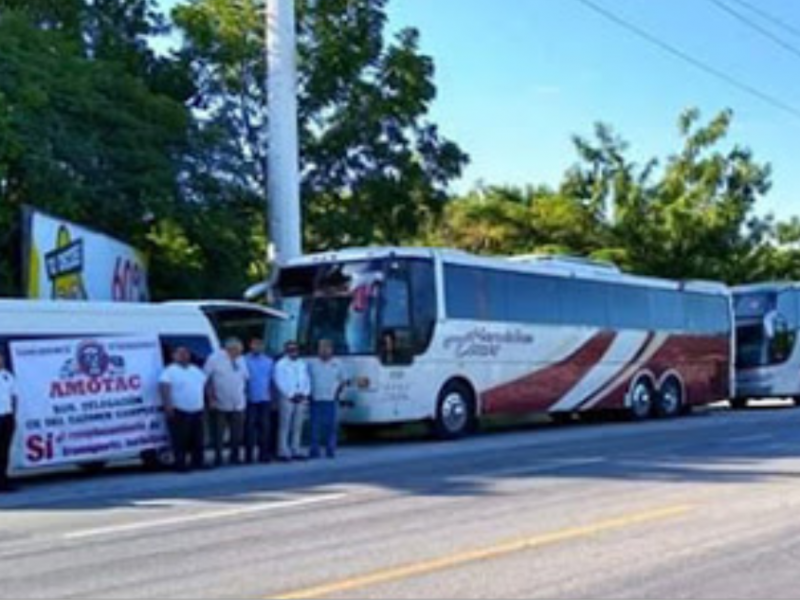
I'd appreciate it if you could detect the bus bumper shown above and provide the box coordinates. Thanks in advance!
[735,368,786,399]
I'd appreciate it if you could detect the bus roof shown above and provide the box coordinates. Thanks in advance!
[281,246,730,296]
[734,282,800,295]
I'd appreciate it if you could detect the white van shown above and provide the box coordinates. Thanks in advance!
[0,299,285,473]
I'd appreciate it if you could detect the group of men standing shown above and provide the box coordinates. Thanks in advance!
[159,338,345,472]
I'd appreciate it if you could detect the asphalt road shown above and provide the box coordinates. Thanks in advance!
[3,404,800,599]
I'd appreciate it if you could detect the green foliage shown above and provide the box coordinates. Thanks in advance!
[0,7,191,296]
[1,0,797,300]
[429,108,792,286]
[174,0,468,251]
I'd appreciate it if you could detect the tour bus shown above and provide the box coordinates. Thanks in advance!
[1,299,285,472]
[271,247,734,438]
[733,283,800,408]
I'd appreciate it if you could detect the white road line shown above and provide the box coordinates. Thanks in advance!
[457,458,607,480]
[63,493,346,541]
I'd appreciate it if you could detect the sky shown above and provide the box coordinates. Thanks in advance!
[159,0,800,220]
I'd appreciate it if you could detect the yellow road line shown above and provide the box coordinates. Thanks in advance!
[272,503,694,600]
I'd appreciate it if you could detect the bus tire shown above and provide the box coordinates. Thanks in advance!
[793,397,800,408]
[730,398,749,410]
[655,376,684,419]
[628,377,655,421]
[434,380,476,440]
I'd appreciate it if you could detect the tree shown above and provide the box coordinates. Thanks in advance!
[423,184,606,258]
[0,7,191,296]
[428,108,780,286]
[173,0,468,252]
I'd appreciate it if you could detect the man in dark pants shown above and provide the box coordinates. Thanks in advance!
[244,338,275,463]
[0,354,18,492]
[205,338,249,466]
[159,347,207,472]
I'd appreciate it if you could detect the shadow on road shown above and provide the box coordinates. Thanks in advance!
[2,404,800,512]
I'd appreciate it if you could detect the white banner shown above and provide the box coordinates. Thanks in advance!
[25,209,149,302]
[10,336,168,469]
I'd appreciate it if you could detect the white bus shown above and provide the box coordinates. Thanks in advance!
[272,247,734,438]
[0,299,285,472]
[733,283,800,408]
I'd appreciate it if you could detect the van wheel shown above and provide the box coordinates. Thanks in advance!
[629,378,654,421]
[141,449,167,471]
[434,381,475,440]
[78,461,107,474]
[730,398,748,410]
[656,377,683,419]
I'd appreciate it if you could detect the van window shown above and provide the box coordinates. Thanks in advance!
[160,335,213,367]
[202,307,273,348]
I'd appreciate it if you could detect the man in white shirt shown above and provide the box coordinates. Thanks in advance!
[274,340,311,461]
[309,339,346,459]
[205,338,249,466]
[159,346,208,472]
[0,354,18,492]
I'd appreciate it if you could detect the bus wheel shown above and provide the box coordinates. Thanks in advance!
[655,377,683,419]
[629,378,655,421]
[730,398,749,410]
[434,381,475,440]
[793,397,800,408]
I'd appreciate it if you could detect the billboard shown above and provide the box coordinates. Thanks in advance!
[24,208,149,302]
[10,335,168,469]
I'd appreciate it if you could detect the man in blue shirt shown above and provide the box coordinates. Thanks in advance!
[244,338,275,464]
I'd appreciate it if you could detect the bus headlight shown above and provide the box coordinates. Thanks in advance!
[355,376,371,390]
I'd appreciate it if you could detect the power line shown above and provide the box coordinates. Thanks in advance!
[575,0,800,122]
[726,0,800,41]
[709,0,800,63]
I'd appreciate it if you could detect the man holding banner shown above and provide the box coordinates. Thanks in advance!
[0,354,18,492]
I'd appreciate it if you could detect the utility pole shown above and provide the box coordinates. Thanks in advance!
[266,0,302,264]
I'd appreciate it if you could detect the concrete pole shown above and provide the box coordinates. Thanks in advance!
[266,0,302,263]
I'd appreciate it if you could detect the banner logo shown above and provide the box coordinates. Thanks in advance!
[52,340,140,399]
[45,225,88,300]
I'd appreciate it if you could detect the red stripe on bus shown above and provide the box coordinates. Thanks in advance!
[482,332,617,414]
[588,334,731,410]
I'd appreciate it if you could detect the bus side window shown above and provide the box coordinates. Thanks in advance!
[160,335,214,368]
[409,260,437,354]
[381,262,414,365]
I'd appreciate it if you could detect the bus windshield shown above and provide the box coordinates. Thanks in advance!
[734,292,774,319]
[275,260,382,356]
[734,290,798,368]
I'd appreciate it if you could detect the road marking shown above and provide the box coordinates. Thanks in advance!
[457,457,607,480]
[272,503,694,600]
[63,493,346,541]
